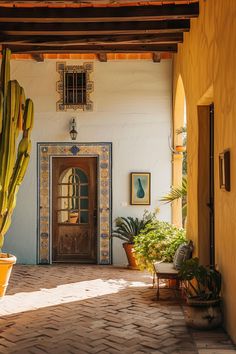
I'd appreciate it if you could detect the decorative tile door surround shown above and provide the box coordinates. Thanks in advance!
[37,142,112,264]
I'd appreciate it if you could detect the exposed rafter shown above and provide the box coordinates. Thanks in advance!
[0,4,199,23]
[152,52,161,63]
[7,43,178,54]
[31,53,44,61]
[0,19,190,36]
[0,1,199,3]
[0,1,199,58]
[97,53,107,62]
[0,33,183,46]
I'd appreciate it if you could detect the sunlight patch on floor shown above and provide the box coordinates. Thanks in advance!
[0,278,148,316]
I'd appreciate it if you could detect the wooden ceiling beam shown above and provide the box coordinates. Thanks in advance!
[31,53,44,61]
[97,53,107,62]
[0,19,190,36]
[7,43,178,53]
[0,1,199,4]
[0,33,183,46]
[0,3,199,23]
[152,52,161,62]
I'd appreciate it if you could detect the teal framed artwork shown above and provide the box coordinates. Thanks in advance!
[130,172,151,205]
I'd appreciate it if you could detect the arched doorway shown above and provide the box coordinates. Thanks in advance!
[172,75,186,227]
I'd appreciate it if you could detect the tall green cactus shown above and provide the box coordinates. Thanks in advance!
[0,48,34,250]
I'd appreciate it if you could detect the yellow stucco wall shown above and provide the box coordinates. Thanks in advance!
[173,0,236,342]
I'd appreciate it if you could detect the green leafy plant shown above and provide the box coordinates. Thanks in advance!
[179,258,221,301]
[176,126,187,135]
[112,210,156,244]
[0,48,34,250]
[133,220,186,272]
[176,125,187,175]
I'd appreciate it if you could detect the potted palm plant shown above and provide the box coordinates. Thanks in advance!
[112,211,154,269]
[0,48,34,298]
[179,257,222,329]
[160,176,187,227]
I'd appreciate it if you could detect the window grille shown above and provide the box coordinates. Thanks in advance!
[64,71,87,106]
[56,62,93,111]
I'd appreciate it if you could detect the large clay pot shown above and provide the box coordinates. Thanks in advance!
[184,298,222,329]
[123,243,139,270]
[0,253,16,298]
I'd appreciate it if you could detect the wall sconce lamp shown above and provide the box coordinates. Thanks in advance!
[69,117,78,141]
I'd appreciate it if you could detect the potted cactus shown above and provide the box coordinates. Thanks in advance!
[0,48,34,298]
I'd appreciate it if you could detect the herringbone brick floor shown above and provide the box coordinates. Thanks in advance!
[0,265,235,354]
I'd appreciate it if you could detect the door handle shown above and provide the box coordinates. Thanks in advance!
[93,210,97,225]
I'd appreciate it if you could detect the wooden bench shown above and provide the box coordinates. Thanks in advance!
[153,241,194,300]
[153,262,180,300]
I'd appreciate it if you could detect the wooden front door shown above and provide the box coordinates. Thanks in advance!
[52,157,97,263]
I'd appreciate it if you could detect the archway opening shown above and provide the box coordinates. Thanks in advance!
[172,75,187,227]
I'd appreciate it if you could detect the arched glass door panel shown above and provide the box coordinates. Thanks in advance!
[57,167,89,224]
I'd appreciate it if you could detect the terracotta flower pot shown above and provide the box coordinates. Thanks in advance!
[123,243,139,270]
[0,253,16,298]
[168,279,180,289]
[175,145,186,153]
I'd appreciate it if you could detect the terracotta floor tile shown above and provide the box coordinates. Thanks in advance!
[0,265,235,354]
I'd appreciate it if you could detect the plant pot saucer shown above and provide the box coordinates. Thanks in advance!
[186,297,221,307]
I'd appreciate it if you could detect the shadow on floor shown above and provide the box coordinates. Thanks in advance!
[0,284,196,354]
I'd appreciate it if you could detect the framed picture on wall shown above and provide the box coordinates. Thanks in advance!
[130,172,151,205]
[219,149,230,191]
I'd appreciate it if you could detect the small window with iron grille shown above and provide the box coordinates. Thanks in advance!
[64,71,86,105]
[56,62,94,112]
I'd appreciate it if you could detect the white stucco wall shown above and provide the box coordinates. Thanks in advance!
[3,59,172,265]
